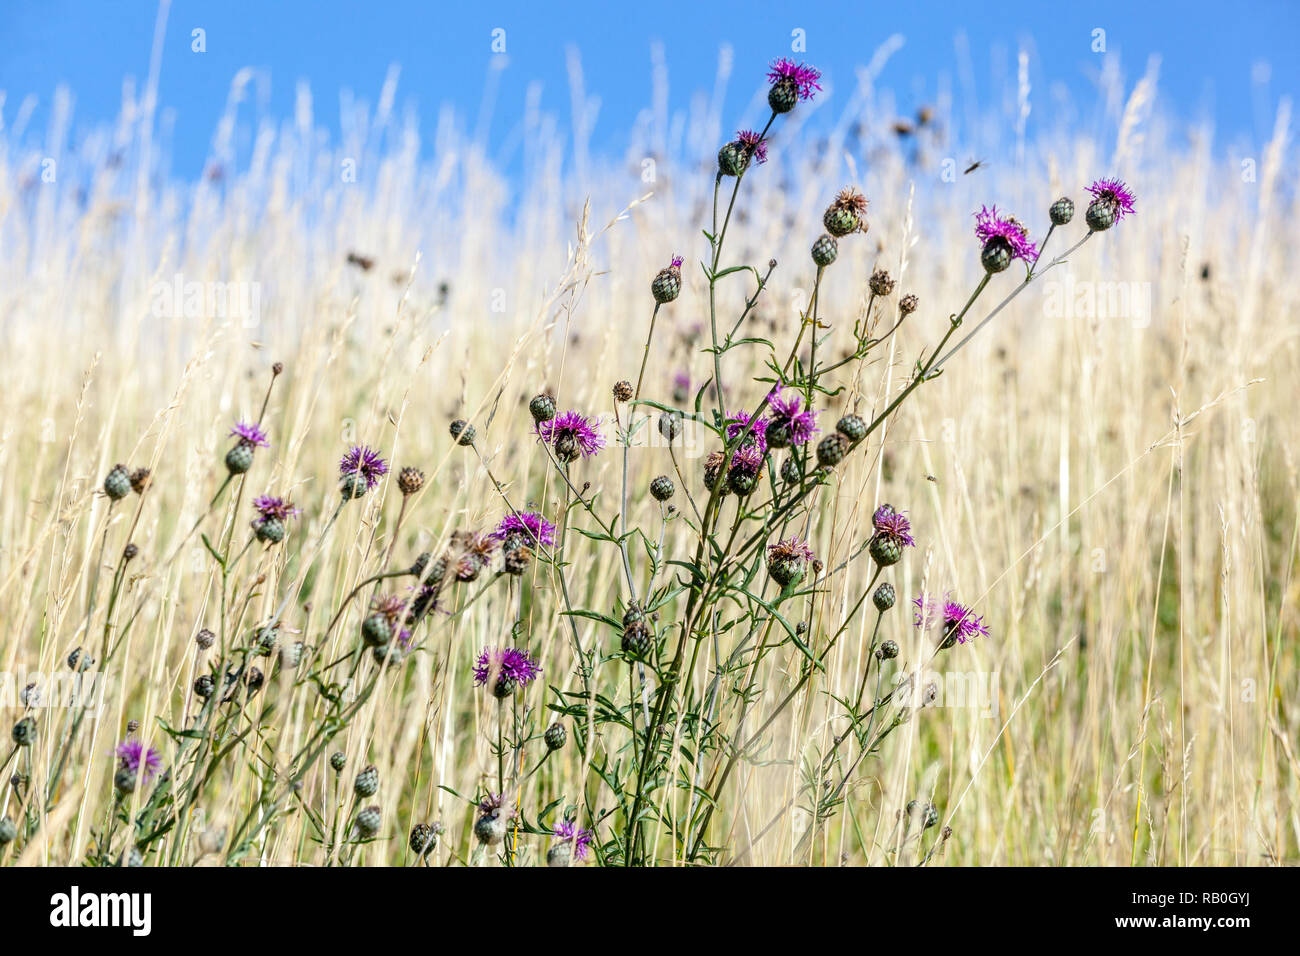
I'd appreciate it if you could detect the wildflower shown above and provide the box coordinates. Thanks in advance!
[767,58,822,113]
[725,409,768,454]
[872,503,916,547]
[251,494,299,544]
[410,822,443,856]
[454,531,499,581]
[836,413,867,442]
[869,269,896,297]
[491,511,557,549]
[1084,178,1136,231]
[354,764,379,797]
[339,445,389,498]
[823,187,869,237]
[612,380,633,403]
[651,254,684,304]
[765,388,818,448]
[767,536,816,588]
[529,393,557,423]
[474,793,514,845]
[649,475,675,502]
[719,129,769,176]
[913,593,990,647]
[816,432,850,468]
[230,421,270,448]
[672,370,691,403]
[450,419,476,446]
[873,582,896,612]
[899,293,919,315]
[974,205,1037,272]
[354,806,382,837]
[362,595,407,646]
[473,646,541,698]
[537,410,605,462]
[115,737,164,786]
[622,619,653,658]
[548,820,594,867]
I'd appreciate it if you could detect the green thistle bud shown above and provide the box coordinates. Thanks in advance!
[449,419,476,446]
[621,620,653,659]
[544,722,567,751]
[354,764,379,798]
[12,717,36,747]
[816,433,850,468]
[1049,197,1075,226]
[868,533,902,567]
[873,582,896,612]
[649,475,675,501]
[811,234,838,267]
[877,639,899,660]
[354,806,382,838]
[529,394,556,423]
[103,464,131,500]
[329,752,346,773]
[225,441,255,475]
[835,414,867,442]
[980,237,1013,274]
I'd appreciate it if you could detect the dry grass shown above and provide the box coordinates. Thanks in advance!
[0,51,1296,866]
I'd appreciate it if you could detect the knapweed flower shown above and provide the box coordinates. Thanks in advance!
[725,409,768,455]
[824,187,869,237]
[651,255,684,303]
[549,819,594,866]
[767,536,816,587]
[913,593,990,647]
[1084,178,1136,231]
[537,410,605,462]
[473,646,542,698]
[738,129,769,164]
[251,494,299,544]
[230,421,269,448]
[339,444,389,497]
[727,443,765,495]
[974,205,1037,272]
[765,388,819,448]
[767,58,822,113]
[252,495,299,521]
[454,531,499,581]
[672,370,691,403]
[872,503,915,548]
[490,511,557,549]
[115,738,163,785]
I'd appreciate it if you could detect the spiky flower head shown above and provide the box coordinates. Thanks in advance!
[473,646,542,697]
[767,58,823,101]
[1084,178,1136,222]
[551,819,594,862]
[490,511,557,549]
[765,388,819,448]
[824,187,869,236]
[339,445,389,495]
[737,129,769,164]
[725,409,769,455]
[974,205,1037,265]
[397,466,425,496]
[537,410,605,461]
[230,421,270,448]
[913,593,990,646]
[252,495,299,522]
[872,503,916,548]
[115,737,164,785]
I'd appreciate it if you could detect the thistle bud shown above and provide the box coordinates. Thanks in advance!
[544,722,567,751]
[103,464,131,501]
[811,234,838,267]
[449,419,476,446]
[529,394,557,423]
[649,475,675,502]
[1049,197,1075,226]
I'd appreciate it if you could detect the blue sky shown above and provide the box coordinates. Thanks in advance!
[2,0,1296,177]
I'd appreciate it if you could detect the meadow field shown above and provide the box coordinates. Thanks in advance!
[0,47,1296,867]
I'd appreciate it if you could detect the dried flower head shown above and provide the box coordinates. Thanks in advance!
[397,466,425,496]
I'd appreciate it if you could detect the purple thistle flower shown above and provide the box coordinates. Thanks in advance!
[230,421,269,448]
[553,820,594,862]
[974,205,1038,262]
[252,495,300,521]
[490,511,558,549]
[729,442,764,476]
[473,646,541,690]
[536,410,605,458]
[339,445,389,490]
[737,129,769,164]
[115,738,164,784]
[1085,178,1137,221]
[767,536,815,563]
[667,254,684,271]
[725,409,768,455]
[872,504,916,548]
[767,388,819,447]
[913,593,989,645]
[767,58,823,100]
